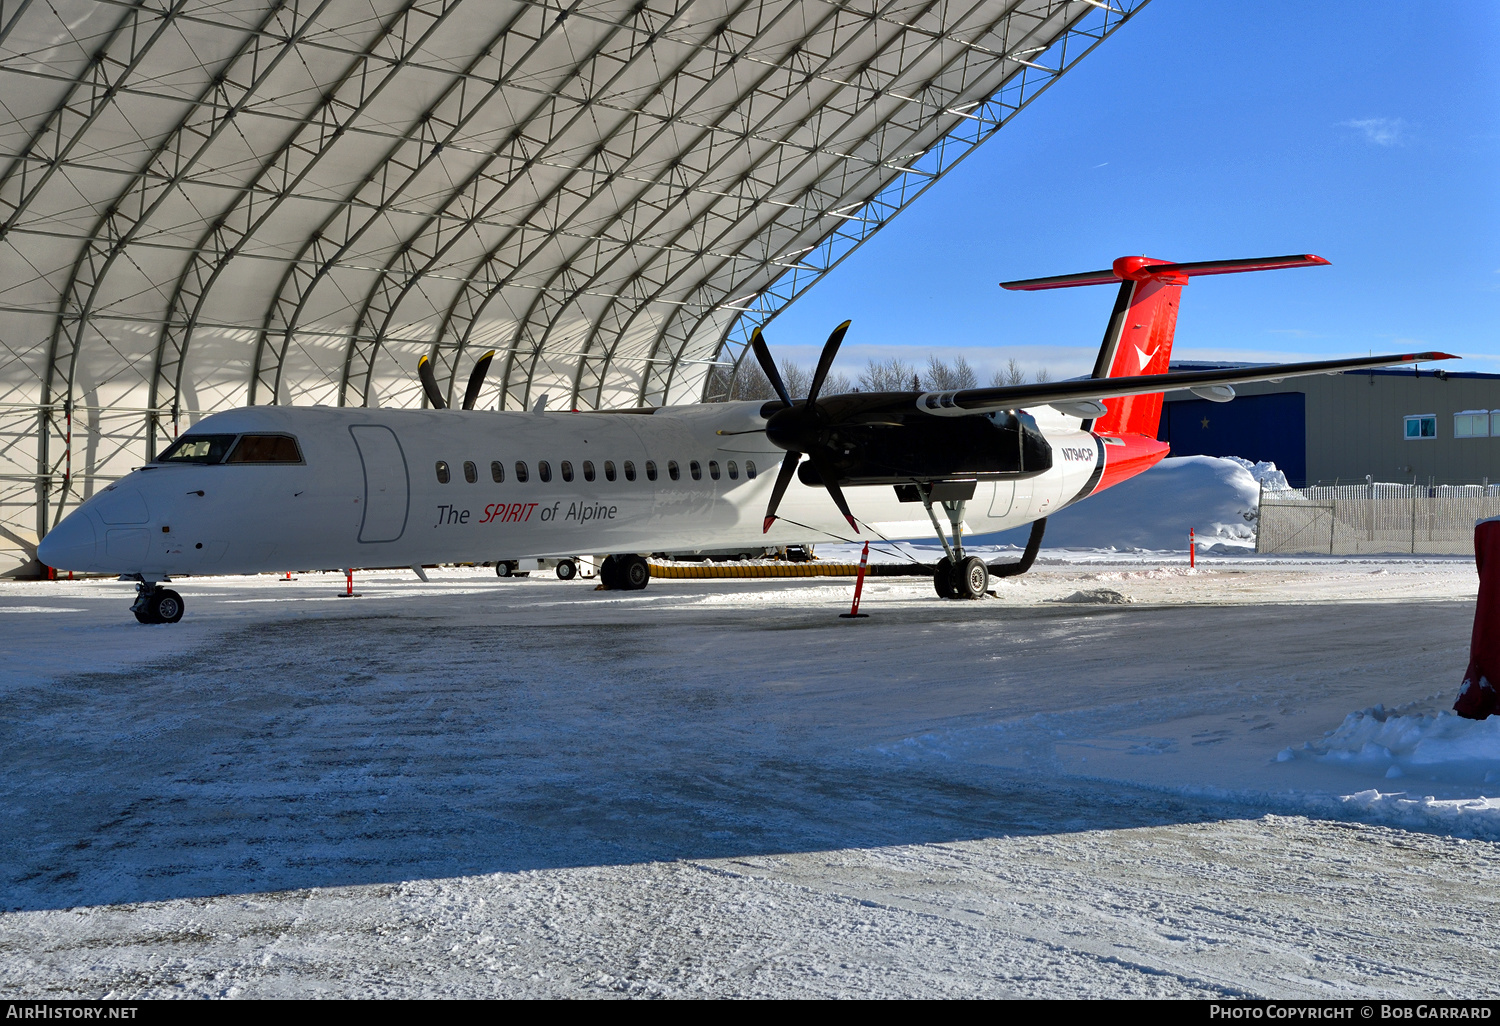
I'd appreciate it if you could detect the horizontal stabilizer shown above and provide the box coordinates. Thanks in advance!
[1001,253,1329,291]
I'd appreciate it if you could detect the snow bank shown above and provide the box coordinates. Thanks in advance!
[1284,704,1500,783]
[981,455,1265,552]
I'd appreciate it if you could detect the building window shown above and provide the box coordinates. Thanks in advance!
[490,460,504,483]
[604,460,617,482]
[538,460,552,482]
[623,460,636,482]
[1404,415,1437,440]
[645,460,658,481]
[667,460,680,481]
[582,460,595,482]
[745,460,757,479]
[1455,411,1490,438]
[560,460,574,482]
[1493,413,1500,438]
[463,460,478,483]
[727,460,738,480]
[435,460,451,484]
[708,460,720,480]
[515,461,529,482]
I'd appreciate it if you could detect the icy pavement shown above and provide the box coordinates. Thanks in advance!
[1,557,1496,998]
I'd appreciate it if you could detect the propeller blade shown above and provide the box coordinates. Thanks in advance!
[749,327,792,407]
[417,355,447,410]
[461,349,496,410]
[763,450,801,533]
[807,451,858,533]
[804,320,850,405]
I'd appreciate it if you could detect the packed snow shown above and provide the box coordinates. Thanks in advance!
[982,454,1265,552]
[2,451,1497,998]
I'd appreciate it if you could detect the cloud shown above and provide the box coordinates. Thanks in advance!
[1341,117,1408,146]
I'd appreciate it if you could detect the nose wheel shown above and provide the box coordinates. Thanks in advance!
[131,582,184,624]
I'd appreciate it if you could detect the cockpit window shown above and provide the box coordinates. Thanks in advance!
[225,434,303,464]
[155,434,237,465]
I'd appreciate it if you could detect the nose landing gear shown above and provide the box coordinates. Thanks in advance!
[130,581,185,624]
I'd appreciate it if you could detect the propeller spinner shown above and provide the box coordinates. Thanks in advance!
[752,321,858,534]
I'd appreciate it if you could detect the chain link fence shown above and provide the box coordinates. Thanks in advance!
[1256,482,1500,555]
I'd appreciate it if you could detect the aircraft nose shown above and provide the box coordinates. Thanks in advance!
[37,512,97,571]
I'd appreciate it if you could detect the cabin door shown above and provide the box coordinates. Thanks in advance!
[349,425,410,543]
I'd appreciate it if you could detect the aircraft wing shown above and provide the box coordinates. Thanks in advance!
[912,351,1459,418]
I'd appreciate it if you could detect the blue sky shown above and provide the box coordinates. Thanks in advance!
[765,0,1500,383]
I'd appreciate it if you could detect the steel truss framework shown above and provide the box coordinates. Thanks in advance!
[0,0,1148,571]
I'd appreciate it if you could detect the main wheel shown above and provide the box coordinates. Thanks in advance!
[599,555,621,589]
[954,556,989,600]
[555,558,577,581]
[148,588,185,623]
[496,561,514,577]
[932,556,957,599]
[619,554,650,591]
[133,604,157,624]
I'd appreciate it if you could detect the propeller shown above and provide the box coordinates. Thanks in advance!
[753,321,858,534]
[417,354,446,410]
[462,349,496,410]
[418,350,497,411]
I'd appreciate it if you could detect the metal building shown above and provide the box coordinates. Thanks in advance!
[0,0,1148,576]
[1162,366,1500,488]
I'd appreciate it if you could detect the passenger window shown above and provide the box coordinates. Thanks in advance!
[667,460,680,481]
[746,460,757,479]
[689,460,702,481]
[708,460,720,480]
[463,460,478,483]
[515,461,529,483]
[538,460,552,483]
[645,460,658,482]
[560,461,574,482]
[727,460,739,480]
[582,460,595,482]
[491,460,504,483]
[226,434,303,464]
[436,460,451,484]
[623,460,636,482]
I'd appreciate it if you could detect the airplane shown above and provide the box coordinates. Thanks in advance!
[36,253,1455,623]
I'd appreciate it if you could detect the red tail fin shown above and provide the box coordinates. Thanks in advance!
[1002,254,1329,435]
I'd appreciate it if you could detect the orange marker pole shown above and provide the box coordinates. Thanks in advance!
[337,567,359,597]
[1190,528,1196,568]
[840,542,871,619]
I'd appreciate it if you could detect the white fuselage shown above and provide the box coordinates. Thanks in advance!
[39,401,1104,578]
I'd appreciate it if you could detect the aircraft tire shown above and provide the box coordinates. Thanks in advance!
[556,559,577,581]
[932,557,957,599]
[496,561,514,577]
[148,588,185,623]
[955,556,988,600]
[619,554,651,591]
[133,604,158,624]
[599,555,622,589]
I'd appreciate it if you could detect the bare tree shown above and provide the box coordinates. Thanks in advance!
[991,357,1027,387]
[859,357,917,392]
[1034,366,1051,383]
[781,361,810,399]
[924,354,978,391]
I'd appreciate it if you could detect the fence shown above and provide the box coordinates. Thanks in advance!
[1256,482,1500,555]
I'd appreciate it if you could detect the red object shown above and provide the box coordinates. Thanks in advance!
[1190,528,1195,568]
[1456,518,1500,719]
[346,569,353,596]
[840,542,871,619]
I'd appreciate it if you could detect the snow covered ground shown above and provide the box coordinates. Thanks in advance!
[1,552,1497,998]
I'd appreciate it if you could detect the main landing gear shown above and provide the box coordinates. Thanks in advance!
[915,481,989,601]
[599,553,650,591]
[130,580,184,623]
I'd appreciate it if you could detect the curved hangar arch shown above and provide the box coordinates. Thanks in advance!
[0,0,1149,573]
